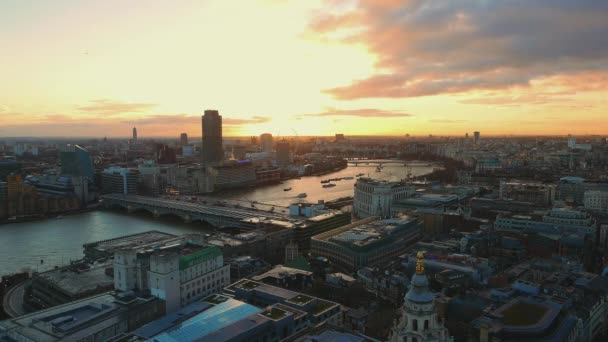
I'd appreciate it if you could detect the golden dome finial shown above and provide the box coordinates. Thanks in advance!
[415,251,425,275]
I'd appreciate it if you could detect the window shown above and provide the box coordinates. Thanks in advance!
[424,320,429,330]
[413,319,418,331]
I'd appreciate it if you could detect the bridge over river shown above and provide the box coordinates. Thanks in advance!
[102,194,293,229]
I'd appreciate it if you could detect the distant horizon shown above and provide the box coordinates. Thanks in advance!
[1,133,606,141]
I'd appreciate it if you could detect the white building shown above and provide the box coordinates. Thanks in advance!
[149,245,229,313]
[390,252,452,342]
[101,166,138,195]
[584,190,608,214]
[114,243,230,313]
[353,177,416,218]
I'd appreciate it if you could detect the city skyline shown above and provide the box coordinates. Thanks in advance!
[1,0,607,137]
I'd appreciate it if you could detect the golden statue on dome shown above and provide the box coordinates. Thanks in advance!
[415,251,425,275]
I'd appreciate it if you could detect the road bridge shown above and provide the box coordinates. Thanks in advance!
[102,194,292,229]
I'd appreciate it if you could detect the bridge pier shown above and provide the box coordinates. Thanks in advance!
[127,205,136,214]
[182,215,192,224]
[153,210,160,218]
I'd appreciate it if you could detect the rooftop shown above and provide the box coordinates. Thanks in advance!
[252,265,313,282]
[152,299,262,342]
[315,217,416,248]
[36,261,114,296]
[83,230,177,254]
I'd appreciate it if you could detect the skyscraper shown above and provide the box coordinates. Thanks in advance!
[260,133,273,153]
[132,127,138,143]
[180,132,188,146]
[276,140,290,166]
[474,131,480,145]
[201,110,223,164]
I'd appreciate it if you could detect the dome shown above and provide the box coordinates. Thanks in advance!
[405,273,434,303]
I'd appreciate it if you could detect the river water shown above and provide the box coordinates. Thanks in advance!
[0,161,436,275]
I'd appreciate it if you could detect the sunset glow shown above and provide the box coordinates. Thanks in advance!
[1,0,607,137]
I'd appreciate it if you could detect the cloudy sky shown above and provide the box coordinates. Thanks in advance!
[1,0,606,137]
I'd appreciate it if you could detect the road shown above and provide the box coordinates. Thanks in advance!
[2,281,27,317]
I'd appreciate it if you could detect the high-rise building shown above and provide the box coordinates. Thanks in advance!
[335,133,345,141]
[60,145,95,180]
[180,132,188,146]
[390,252,451,342]
[132,127,138,142]
[260,133,273,153]
[201,110,223,164]
[276,140,290,166]
[474,131,480,145]
[568,135,577,149]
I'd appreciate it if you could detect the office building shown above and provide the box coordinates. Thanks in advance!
[335,133,345,141]
[260,133,273,153]
[474,131,480,145]
[155,144,176,164]
[181,144,194,157]
[60,144,94,180]
[499,180,556,207]
[180,132,188,146]
[201,109,223,164]
[311,217,420,272]
[212,160,257,190]
[568,135,577,149]
[101,167,138,195]
[276,140,291,166]
[353,177,416,218]
[229,279,342,327]
[0,292,164,342]
[390,253,451,342]
[132,127,138,143]
[27,261,115,310]
[133,291,340,342]
[119,242,230,313]
[584,190,608,214]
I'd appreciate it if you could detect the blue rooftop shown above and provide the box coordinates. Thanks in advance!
[151,299,262,342]
[134,301,212,338]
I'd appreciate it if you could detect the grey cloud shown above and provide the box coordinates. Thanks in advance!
[311,0,608,99]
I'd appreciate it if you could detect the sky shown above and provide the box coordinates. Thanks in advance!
[0,0,607,138]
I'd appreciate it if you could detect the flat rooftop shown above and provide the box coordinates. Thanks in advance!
[0,293,121,342]
[83,230,177,254]
[36,262,114,296]
[329,217,414,247]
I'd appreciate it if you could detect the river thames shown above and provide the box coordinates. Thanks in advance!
[0,161,436,275]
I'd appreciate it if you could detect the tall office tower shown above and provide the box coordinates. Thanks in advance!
[201,110,223,164]
[276,140,290,166]
[180,133,188,146]
[260,133,273,153]
[132,127,138,143]
[568,135,577,149]
[474,131,480,145]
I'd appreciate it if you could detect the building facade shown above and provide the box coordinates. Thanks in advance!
[101,167,138,195]
[201,109,223,164]
[147,245,230,313]
[354,177,416,218]
[260,133,273,153]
